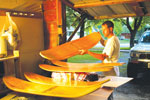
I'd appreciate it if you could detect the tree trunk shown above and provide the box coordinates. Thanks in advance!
[130,31,136,48]
[126,17,143,48]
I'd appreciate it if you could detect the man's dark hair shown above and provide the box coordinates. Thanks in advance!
[102,21,114,28]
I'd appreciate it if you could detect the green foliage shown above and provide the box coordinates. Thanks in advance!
[122,26,130,33]
[138,16,150,30]
[113,20,123,36]
[117,16,150,39]
[66,7,124,37]
[84,18,123,36]
[66,6,80,29]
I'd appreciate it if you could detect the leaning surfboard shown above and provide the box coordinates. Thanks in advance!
[24,72,110,87]
[3,76,105,98]
[40,32,101,60]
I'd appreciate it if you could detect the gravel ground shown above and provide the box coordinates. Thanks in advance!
[118,51,129,77]
[114,51,150,100]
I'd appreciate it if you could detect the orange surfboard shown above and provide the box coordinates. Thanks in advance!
[3,76,105,98]
[24,72,110,87]
[51,60,125,68]
[40,32,101,60]
[39,64,114,72]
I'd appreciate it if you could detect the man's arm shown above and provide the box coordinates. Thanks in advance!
[87,51,108,61]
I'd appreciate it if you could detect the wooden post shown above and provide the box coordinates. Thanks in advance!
[59,1,67,45]
[67,15,86,42]
[42,5,49,49]
[43,0,62,48]
[80,15,85,38]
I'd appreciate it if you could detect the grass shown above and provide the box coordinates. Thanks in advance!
[120,47,130,50]
[68,50,127,63]
[68,51,102,63]
[68,38,131,63]
[120,39,130,44]
[91,47,130,51]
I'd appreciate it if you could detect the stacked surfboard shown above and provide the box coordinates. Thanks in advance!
[3,32,125,98]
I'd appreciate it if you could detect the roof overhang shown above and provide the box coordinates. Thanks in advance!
[63,0,150,19]
[0,0,149,19]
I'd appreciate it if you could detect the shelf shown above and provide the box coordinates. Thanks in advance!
[0,55,19,61]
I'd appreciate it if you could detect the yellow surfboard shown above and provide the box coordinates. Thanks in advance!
[3,76,106,98]
[39,64,114,72]
[51,60,125,68]
[40,32,101,60]
[24,72,110,87]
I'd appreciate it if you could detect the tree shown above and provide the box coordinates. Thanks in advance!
[119,16,150,48]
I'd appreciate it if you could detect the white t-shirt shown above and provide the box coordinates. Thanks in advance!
[102,35,120,76]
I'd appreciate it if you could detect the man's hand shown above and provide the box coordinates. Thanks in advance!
[103,53,108,58]
[78,49,88,55]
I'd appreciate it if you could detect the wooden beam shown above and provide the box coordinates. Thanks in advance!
[129,3,144,16]
[80,15,85,38]
[74,0,150,8]
[94,14,136,19]
[61,0,83,13]
[61,0,94,19]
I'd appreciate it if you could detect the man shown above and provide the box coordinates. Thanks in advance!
[100,21,120,100]
[79,21,120,78]
[100,21,120,76]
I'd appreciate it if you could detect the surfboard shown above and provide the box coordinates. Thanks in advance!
[24,72,110,87]
[39,64,114,72]
[40,32,101,60]
[3,76,105,98]
[51,60,125,68]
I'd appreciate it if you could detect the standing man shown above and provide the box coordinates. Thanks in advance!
[78,21,120,99]
[79,21,120,78]
[99,21,120,100]
[100,21,120,76]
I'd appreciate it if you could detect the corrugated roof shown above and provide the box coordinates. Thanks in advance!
[67,0,150,19]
